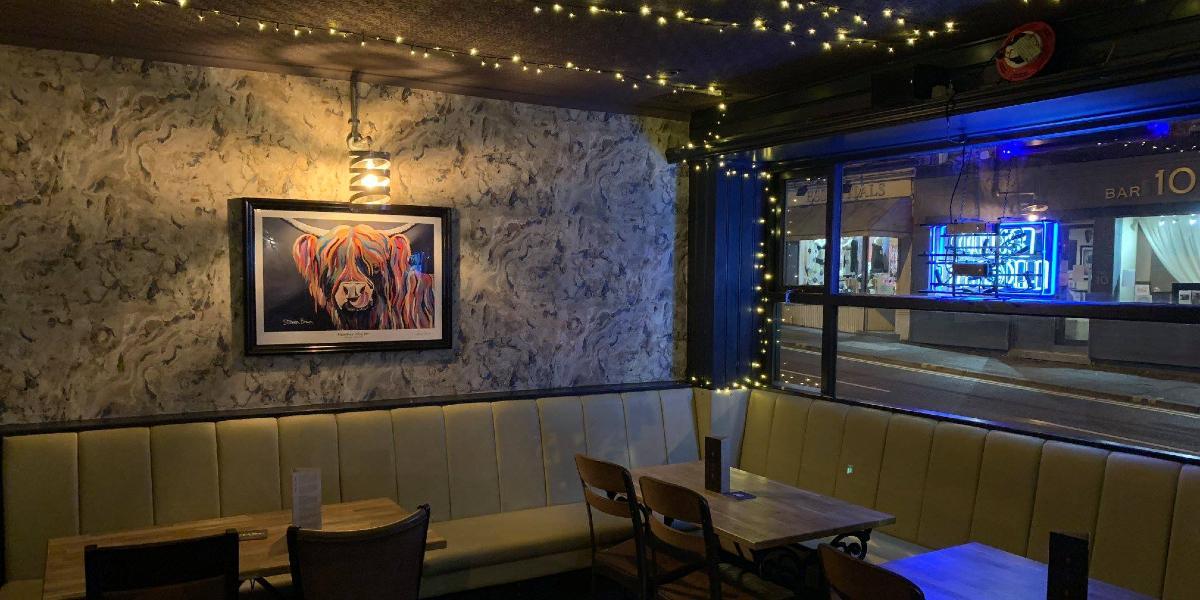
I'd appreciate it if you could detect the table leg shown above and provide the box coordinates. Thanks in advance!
[829,530,872,560]
[752,545,813,591]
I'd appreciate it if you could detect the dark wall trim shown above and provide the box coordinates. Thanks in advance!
[687,163,765,388]
[769,385,1200,466]
[0,380,688,437]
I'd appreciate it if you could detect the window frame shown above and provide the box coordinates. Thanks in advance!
[765,119,1200,402]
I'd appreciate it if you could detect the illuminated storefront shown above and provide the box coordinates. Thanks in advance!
[926,221,1060,297]
[781,117,1200,368]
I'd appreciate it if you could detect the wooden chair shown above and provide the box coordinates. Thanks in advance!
[575,454,658,599]
[287,504,430,600]
[84,530,239,600]
[818,544,924,600]
[638,476,793,600]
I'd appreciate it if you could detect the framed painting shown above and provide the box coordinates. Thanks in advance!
[241,198,452,354]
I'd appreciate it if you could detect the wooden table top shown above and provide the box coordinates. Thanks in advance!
[884,543,1153,600]
[631,461,895,552]
[42,498,446,600]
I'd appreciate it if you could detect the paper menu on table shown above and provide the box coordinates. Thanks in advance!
[291,468,322,529]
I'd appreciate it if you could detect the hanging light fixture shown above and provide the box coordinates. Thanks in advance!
[346,72,391,203]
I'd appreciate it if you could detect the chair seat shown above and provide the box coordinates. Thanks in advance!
[595,538,692,582]
[656,563,794,600]
[594,538,643,580]
[424,502,633,576]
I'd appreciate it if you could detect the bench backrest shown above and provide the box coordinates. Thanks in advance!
[1,388,699,582]
[736,389,1200,600]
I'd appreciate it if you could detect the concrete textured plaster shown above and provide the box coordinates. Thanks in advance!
[0,45,688,424]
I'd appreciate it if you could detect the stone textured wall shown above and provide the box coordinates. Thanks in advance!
[0,45,688,425]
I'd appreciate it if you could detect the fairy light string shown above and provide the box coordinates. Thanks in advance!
[522,0,960,52]
[107,0,723,96]
[681,157,779,393]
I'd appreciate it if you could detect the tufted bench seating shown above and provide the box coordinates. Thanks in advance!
[710,388,1200,600]
[0,388,701,599]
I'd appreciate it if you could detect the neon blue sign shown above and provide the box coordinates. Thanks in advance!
[927,221,1059,297]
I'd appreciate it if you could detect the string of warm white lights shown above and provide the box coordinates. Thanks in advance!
[682,158,779,393]
[521,0,959,52]
[103,0,723,96]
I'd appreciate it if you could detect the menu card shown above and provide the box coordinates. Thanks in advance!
[291,468,323,529]
[1047,531,1089,599]
[704,436,731,494]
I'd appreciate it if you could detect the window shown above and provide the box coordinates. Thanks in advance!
[771,116,1200,457]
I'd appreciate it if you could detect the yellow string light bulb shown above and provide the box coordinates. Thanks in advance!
[127,0,729,96]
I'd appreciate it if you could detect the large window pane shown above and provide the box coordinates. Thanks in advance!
[774,302,822,394]
[819,117,1200,306]
[826,309,1200,456]
[776,174,829,393]
[782,176,830,289]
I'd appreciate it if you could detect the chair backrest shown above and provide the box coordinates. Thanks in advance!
[818,544,924,600]
[287,504,430,600]
[84,530,239,600]
[576,454,647,589]
[638,476,722,599]
[575,454,640,521]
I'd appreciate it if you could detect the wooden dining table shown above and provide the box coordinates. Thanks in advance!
[884,543,1153,600]
[41,498,446,600]
[631,461,895,563]
[633,458,897,590]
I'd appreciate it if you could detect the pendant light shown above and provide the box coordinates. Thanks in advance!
[346,72,391,203]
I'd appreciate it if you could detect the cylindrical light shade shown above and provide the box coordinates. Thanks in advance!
[348,149,392,203]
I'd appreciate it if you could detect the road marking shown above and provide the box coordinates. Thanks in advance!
[1026,419,1195,455]
[784,348,1200,420]
[779,369,891,393]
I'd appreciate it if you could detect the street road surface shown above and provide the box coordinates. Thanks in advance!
[779,345,1200,457]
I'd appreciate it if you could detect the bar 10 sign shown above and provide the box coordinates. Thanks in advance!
[927,221,1060,297]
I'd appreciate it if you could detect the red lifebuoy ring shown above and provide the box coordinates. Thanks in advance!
[996,22,1055,82]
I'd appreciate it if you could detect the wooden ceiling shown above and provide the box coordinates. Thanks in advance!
[1,0,1089,119]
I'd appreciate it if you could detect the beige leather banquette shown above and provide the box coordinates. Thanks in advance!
[0,388,701,599]
[721,388,1200,600]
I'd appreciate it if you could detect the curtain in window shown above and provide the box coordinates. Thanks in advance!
[1136,217,1200,283]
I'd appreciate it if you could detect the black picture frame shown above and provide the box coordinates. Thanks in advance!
[241,198,453,355]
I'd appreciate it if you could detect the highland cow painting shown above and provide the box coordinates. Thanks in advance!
[242,198,452,354]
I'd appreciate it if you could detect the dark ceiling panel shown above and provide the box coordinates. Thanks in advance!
[0,0,1086,117]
